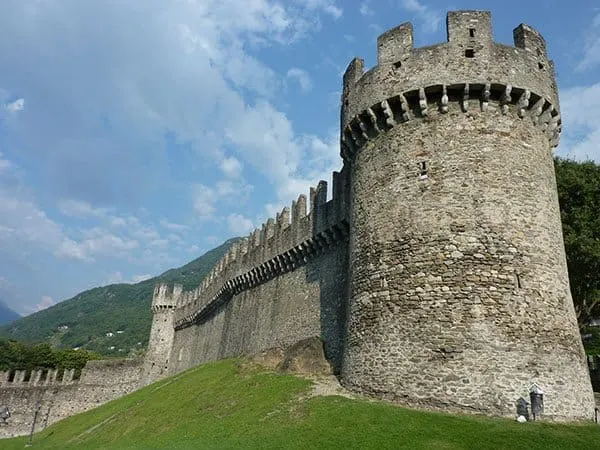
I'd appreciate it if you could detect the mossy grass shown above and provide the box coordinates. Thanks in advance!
[2,359,599,449]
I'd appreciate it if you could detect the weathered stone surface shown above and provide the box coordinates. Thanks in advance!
[341,10,594,422]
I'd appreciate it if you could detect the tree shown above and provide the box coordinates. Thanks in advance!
[555,157,600,329]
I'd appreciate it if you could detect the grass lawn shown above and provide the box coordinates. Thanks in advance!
[1,359,599,449]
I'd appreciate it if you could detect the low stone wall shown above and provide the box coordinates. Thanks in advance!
[0,358,143,438]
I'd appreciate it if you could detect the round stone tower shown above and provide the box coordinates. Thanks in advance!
[340,10,595,421]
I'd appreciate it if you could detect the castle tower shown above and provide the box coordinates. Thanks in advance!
[340,11,595,421]
[141,283,182,385]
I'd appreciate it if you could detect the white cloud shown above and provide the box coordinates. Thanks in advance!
[5,98,24,113]
[149,238,169,248]
[193,184,217,219]
[224,101,339,204]
[109,217,127,228]
[303,0,342,19]
[0,153,12,172]
[227,213,255,235]
[105,271,152,285]
[58,199,110,218]
[67,227,140,258]
[187,244,200,254]
[220,156,243,178]
[34,295,55,312]
[193,178,253,221]
[577,12,600,72]
[159,219,189,233]
[359,2,374,16]
[132,274,152,283]
[558,83,600,162]
[0,1,341,208]
[129,226,160,242]
[286,68,313,92]
[399,0,441,33]
[167,233,183,243]
[0,188,92,262]
[106,271,124,284]
[57,239,93,262]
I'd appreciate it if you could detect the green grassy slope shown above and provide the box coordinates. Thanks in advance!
[0,238,238,356]
[2,359,599,449]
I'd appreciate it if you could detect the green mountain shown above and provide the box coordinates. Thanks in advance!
[0,238,238,356]
[2,358,599,449]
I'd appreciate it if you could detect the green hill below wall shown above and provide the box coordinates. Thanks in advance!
[1,358,599,449]
[0,239,238,356]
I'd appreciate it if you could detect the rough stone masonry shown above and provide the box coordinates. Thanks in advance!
[143,10,596,421]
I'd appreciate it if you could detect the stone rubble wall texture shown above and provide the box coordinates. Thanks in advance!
[0,359,143,438]
[340,10,595,421]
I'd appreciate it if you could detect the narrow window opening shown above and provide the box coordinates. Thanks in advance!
[516,273,522,289]
[393,61,402,69]
[40,369,48,383]
[469,28,475,38]
[7,370,15,382]
[56,368,65,382]
[465,49,475,58]
[23,370,31,382]
[538,62,544,70]
[419,161,429,180]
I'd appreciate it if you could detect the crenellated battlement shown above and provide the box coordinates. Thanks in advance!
[0,358,143,438]
[0,368,79,387]
[341,11,558,144]
[169,167,350,329]
[341,81,561,162]
[151,283,182,312]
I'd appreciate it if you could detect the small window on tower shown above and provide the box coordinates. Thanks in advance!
[469,28,475,38]
[465,49,475,58]
[419,161,428,180]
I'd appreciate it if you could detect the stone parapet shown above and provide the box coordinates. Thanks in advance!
[341,10,559,161]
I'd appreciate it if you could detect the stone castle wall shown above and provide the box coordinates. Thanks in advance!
[0,359,143,438]
[144,168,351,382]
[89,10,594,425]
[169,244,348,375]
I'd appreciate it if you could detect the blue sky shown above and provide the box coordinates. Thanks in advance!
[0,0,598,315]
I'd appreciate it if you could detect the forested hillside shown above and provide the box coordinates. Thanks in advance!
[0,238,237,356]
